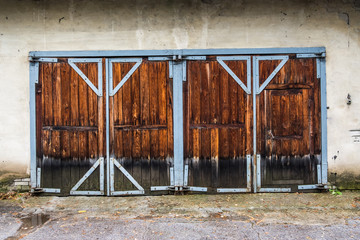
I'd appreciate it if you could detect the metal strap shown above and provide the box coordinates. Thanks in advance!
[254,55,289,94]
[70,158,105,195]
[68,58,103,96]
[109,58,142,96]
[110,158,144,196]
[217,56,251,94]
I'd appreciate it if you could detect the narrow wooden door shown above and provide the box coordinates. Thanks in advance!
[184,57,252,192]
[108,59,173,194]
[36,59,105,195]
[256,56,321,190]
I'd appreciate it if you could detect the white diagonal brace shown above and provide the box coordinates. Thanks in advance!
[70,158,101,192]
[217,56,251,94]
[255,55,289,94]
[68,58,103,96]
[109,58,142,96]
[113,159,144,191]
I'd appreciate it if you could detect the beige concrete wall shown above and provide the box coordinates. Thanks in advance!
[0,0,359,181]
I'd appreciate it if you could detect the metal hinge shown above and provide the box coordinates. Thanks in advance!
[29,57,58,63]
[296,52,326,59]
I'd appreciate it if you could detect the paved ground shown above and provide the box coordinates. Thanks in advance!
[1,192,360,239]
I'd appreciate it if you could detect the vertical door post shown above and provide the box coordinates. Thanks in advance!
[173,61,185,187]
[29,61,39,189]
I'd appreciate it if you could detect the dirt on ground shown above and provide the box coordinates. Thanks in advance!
[1,191,359,239]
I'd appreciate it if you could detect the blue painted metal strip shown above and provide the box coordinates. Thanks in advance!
[256,55,289,94]
[252,56,257,193]
[173,62,184,186]
[217,56,251,94]
[29,47,325,58]
[29,62,38,188]
[320,58,328,185]
[68,58,103,96]
[259,188,291,192]
[109,58,142,96]
[105,59,110,196]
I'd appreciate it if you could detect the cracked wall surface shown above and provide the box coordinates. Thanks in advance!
[0,0,359,187]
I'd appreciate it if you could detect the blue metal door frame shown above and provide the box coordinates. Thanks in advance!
[29,47,327,194]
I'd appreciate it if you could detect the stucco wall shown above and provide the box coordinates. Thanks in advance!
[0,0,359,187]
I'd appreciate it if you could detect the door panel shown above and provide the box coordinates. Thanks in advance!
[109,59,173,194]
[37,59,105,194]
[256,57,321,189]
[184,58,252,191]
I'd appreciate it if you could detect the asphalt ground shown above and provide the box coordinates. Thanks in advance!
[1,192,359,239]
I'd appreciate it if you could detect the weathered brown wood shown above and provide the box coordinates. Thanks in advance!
[200,62,210,123]
[190,123,245,129]
[42,126,98,131]
[141,130,151,187]
[122,63,133,125]
[78,63,89,127]
[210,61,220,124]
[60,63,71,126]
[158,62,167,125]
[70,63,79,126]
[140,61,150,125]
[43,63,53,126]
[113,125,167,130]
[149,62,159,125]
[88,63,98,127]
[53,63,62,126]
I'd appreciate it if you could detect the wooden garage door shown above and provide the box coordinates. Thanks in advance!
[184,57,252,192]
[36,59,105,194]
[109,59,173,194]
[256,56,321,190]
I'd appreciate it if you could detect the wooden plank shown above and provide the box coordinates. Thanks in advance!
[159,129,168,186]
[122,130,133,190]
[132,60,141,126]
[43,63,53,126]
[52,63,62,126]
[200,62,210,123]
[227,61,239,124]
[78,64,89,127]
[42,126,97,131]
[41,130,51,188]
[122,63,133,125]
[219,60,229,124]
[192,129,201,185]
[150,130,159,186]
[70,131,79,190]
[200,129,211,186]
[190,61,201,124]
[78,131,88,190]
[190,123,245,129]
[141,130,151,188]
[132,130,142,187]
[51,130,61,189]
[87,63,98,127]
[122,130,132,158]
[158,61,167,125]
[60,131,71,192]
[219,128,230,187]
[113,62,123,125]
[60,62,71,126]
[210,128,219,189]
[149,62,159,125]
[70,62,79,126]
[140,61,150,126]
[210,61,220,124]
